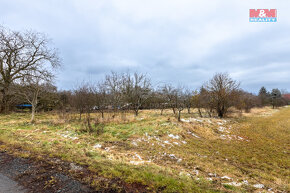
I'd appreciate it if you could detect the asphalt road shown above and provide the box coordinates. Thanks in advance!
[0,173,27,193]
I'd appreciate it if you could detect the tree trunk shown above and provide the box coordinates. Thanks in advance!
[31,104,36,123]
[87,112,93,132]
[217,105,225,118]
[172,107,176,114]
[208,111,212,118]
[0,86,9,113]
[217,110,223,118]
[272,101,275,109]
[198,108,203,117]
[187,107,191,114]
[135,109,139,116]
[178,110,181,122]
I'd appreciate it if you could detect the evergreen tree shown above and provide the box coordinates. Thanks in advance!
[258,86,269,106]
[271,88,282,109]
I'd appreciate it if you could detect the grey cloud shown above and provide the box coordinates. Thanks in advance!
[1,0,289,92]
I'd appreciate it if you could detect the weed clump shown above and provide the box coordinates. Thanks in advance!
[79,118,105,135]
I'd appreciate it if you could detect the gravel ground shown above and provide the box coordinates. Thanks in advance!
[0,173,27,193]
[0,151,95,193]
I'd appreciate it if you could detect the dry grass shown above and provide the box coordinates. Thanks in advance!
[0,106,289,192]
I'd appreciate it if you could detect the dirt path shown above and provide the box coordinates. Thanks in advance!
[0,173,27,193]
[0,151,95,193]
[0,146,148,193]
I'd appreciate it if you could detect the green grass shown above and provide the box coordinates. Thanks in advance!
[0,107,289,192]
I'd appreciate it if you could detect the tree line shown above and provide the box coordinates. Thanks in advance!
[0,26,289,125]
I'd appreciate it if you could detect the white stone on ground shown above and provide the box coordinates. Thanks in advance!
[168,134,180,139]
[93,144,102,149]
[164,141,171,145]
[223,182,242,187]
[253,184,264,189]
[221,176,232,180]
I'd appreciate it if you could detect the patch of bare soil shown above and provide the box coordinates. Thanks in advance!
[0,149,148,193]
[0,151,94,193]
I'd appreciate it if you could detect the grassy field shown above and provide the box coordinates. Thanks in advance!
[0,107,289,192]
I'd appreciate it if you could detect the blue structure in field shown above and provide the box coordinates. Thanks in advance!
[16,104,32,109]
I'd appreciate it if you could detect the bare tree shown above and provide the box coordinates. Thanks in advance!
[154,89,167,115]
[95,82,108,118]
[192,90,203,117]
[121,72,151,116]
[18,73,52,123]
[57,90,71,116]
[205,73,240,118]
[104,72,123,114]
[175,87,186,122]
[184,89,193,114]
[161,84,186,121]
[0,26,60,113]
[73,83,95,120]
[235,90,258,113]
[73,83,96,132]
[162,84,178,114]
[200,87,215,117]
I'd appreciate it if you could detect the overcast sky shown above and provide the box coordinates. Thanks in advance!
[1,0,290,93]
